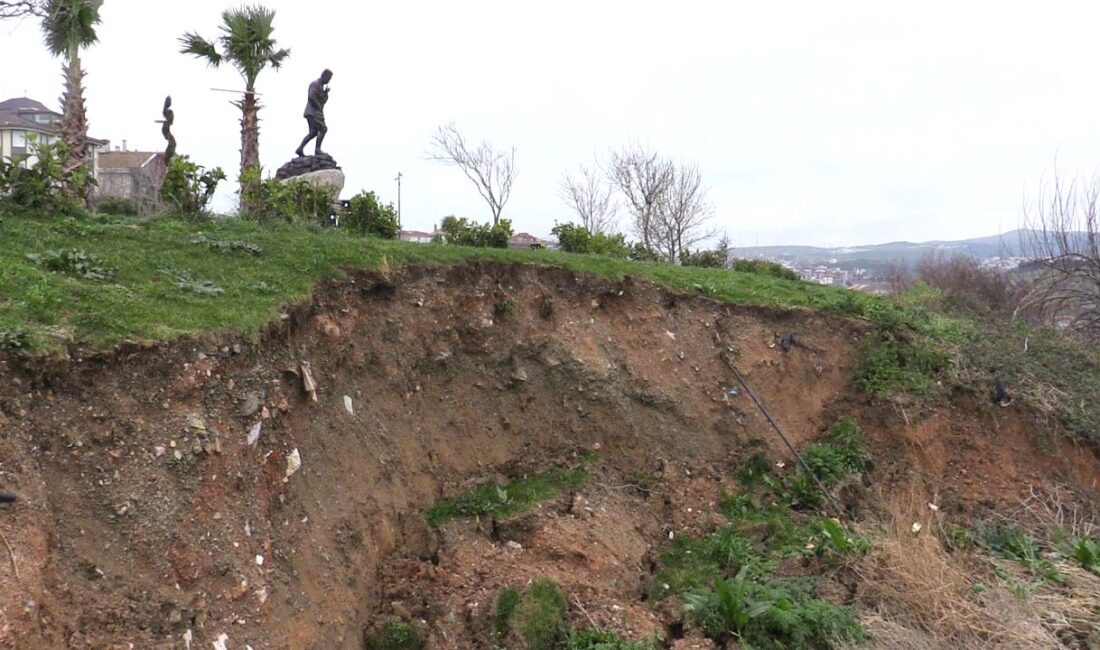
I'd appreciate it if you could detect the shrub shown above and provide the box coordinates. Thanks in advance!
[731,258,800,281]
[94,196,137,216]
[345,191,398,238]
[161,155,226,220]
[917,251,1021,313]
[681,248,727,269]
[853,334,951,398]
[364,621,425,650]
[495,587,521,638]
[0,137,86,216]
[628,242,662,262]
[551,222,631,257]
[975,522,1065,583]
[439,215,513,248]
[239,167,336,224]
[426,466,587,529]
[0,328,29,354]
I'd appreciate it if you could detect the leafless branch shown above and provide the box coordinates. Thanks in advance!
[0,0,43,19]
[429,122,515,225]
[652,161,717,263]
[606,143,674,249]
[1019,169,1100,341]
[559,159,617,234]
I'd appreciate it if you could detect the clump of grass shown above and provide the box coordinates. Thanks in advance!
[496,579,567,650]
[364,621,425,650]
[26,248,114,280]
[1069,537,1100,575]
[189,233,263,256]
[853,334,952,398]
[161,268,225,296]
[495,296,518,316]
[0,328,29,353]
[974,522,1066,584]
[683,572,865,649]
[426,466,587,529]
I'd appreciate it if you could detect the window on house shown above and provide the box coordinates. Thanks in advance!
[13,130,26,147]
[34,114,52,124]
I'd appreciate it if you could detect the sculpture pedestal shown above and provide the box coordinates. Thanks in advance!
[275,154,344,198]
[278,168,345,197]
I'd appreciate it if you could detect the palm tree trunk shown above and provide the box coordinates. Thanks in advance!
[237,91,261,213]
[60,50,91,207]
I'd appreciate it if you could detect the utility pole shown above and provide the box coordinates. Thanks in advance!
[395,172,403,231]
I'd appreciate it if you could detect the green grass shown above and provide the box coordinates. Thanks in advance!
[426,466,587,529]
[653,423,871,648]
[495,579,568,650]
[564,628,662,649]
[0,212,899,353]
[364,621,425,650]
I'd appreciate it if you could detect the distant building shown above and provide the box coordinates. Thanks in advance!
[0,97,108,179]
[96,149,167,215]
[399,229,436,244]
[509,232,553,249]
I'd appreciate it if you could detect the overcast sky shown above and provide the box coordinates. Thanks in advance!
[3,0,1100,247]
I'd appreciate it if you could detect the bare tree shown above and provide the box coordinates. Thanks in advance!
[558,160,617,234]
[429,122,515,225]
[606,143,674,248]
[651,162,716,263]
[1019,171,1100,340]
[0,0,43,19]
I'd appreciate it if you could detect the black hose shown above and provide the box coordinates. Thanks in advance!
[0,492,16,504]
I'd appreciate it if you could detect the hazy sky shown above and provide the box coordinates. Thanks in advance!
[3,0,1100,247]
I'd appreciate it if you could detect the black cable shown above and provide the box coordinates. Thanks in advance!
[720,354,843,515]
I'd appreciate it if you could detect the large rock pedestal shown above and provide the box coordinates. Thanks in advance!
[275,153,344,196]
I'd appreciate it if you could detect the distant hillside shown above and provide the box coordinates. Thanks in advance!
[733,230,1039,269]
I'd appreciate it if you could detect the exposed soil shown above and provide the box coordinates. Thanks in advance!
[0,262,1096,649]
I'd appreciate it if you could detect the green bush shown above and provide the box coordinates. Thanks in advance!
[0,137,86,216]
[551,222,631,257]
[439,215,513,248]
[161,155,226,220]
[853,334,951,398]
[495,587,521,638]
[681,248,727,269]
[731,258,800,281]
[239,167,336,224]
[345,191,398,238]
[364,621,425,650]
[94,196,137,216]
[627,242,662,262]
[975,522,1065,583]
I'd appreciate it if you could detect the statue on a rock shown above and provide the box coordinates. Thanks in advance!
[295,69,332,157]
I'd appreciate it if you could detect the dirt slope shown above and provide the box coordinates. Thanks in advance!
[0,262,1096,649]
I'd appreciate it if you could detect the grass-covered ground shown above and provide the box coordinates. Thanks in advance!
[0,213,882,352]
[2,211,1097,444]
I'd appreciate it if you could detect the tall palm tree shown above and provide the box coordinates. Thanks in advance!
[180,5,290,185]
[41,0,102,204]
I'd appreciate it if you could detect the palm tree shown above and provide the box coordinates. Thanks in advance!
[180,5,290,186]
[41,0,102,204]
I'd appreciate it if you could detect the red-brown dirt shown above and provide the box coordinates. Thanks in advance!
[0,262,1096,649]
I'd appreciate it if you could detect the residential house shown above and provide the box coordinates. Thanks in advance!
[0,97,108,179]
[508,232,554,250]
[399,229,436,244]
[96,149,167,215]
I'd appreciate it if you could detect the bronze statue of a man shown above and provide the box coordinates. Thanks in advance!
[295,69,333,157]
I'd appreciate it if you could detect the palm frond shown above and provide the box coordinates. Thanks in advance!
[179,32,223,67]
[41,0,102,58]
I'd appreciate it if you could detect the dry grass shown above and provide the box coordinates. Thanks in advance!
[852,483,1074,649]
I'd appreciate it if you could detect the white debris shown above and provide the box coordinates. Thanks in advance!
[183,629,192,650]
[255,554,265,566]
[212,633,229,650]
[911,522,923,535]
[285,449,302,481]
[928,503,939,512]
[665,330,677,341]
[247,421,262,447]
[343,395,354,416]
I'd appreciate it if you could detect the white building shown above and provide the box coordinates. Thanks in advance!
[0,97,108,179]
